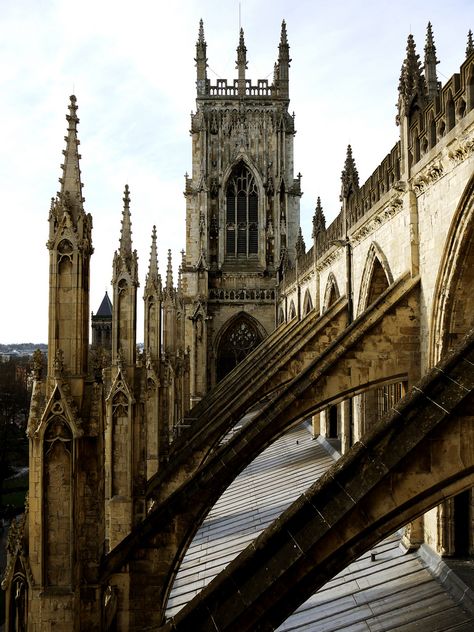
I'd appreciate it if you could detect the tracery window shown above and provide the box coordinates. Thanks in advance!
[216,315,263,381]
[225,163,258,259]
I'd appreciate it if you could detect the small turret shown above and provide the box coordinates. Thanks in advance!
[467,30,474,58]
[145,225,161,295]
[196,19,209,96]
[119,185,133,261]
[276,20,291,99]
[236,28,248,96]
[341,145,359,200]
[424,22,439,100]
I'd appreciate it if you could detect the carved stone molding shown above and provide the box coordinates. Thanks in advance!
[316,248,342,272]
[351,197,404,244]
[413,161,445,196]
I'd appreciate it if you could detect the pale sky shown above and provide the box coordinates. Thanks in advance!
[0,0,472,343]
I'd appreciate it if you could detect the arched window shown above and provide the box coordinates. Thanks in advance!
[225,163,258,260]
[216,314,264,381]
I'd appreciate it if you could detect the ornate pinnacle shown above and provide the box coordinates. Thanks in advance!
[398,34,426,111]
[236,28,248,95]
[59,94,84,220]
[196,19,208,95]
[165,249,174,294]
[467,30,474,57]
[295,227,306,258]
[341,145,359,199]
[312,197,326,239]
[145,225,161,293]
[424,22,439,99]
[280,20,288,47]
[119,184,133,256]
[198,18,205,46]
[277,20,290,98]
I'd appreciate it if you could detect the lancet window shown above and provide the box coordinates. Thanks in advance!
[225,163,258,259]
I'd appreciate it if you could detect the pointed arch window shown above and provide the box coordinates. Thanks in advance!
[226,163,258,259]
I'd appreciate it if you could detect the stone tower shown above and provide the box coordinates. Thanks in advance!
[91,291,113,351]
[183,20,301,402]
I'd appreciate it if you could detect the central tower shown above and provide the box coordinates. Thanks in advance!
[183,20,301,399]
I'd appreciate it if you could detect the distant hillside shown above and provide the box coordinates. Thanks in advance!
[0,343,47,356]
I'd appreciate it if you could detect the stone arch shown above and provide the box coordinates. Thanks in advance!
[322,272,340,312]
[430,171,474,557]
[430,171,474,364]
[43,415,73,587]
[277,306,285,326]
[288,300,296,320]
[302,289,313,316]
[446,90,455,130]
[215,312,266,382]
[357,242,393,316]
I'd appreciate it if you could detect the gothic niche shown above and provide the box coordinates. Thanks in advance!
[10,571,28,632]
[225,162,258,262]
[43,416,73,587]
[216,314,263,381]
[111,389,129,497]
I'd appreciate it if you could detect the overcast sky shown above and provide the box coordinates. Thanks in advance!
[0,0,472,343]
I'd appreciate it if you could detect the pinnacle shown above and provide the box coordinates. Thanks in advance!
[312,197,326,239]
[166,249,174,292]
[467,30,474,57]
[59,94,84,220]
[146,225,161,291]
[399,33,426,109]
[119,184,133,256]
[198,18,206,45]
[296,227,306,258]
[280,20,288,46]
[239,27,246,50]
[424,22,437,59]
[341,145,359,198]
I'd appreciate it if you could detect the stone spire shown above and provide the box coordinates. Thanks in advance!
[196,19,208,96]
[58,95,85,222]
[424,22,439,100]
[145,225,161,294]
[341,145,359,199]
[467,30,474,58]
[398,34,426,112]
[276,20,291,99]
[236,28,248,96]
[295,227,306,258]
[312,197,326,239]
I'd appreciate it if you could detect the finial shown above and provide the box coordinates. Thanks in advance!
[295,227,306,258]
[341,145,359,199]
[467,30,474,57]
[312,197,326,239]
[424,22,439,99]
[119,184,133,256]
[398,33,426,111]
[59,94,84,220]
